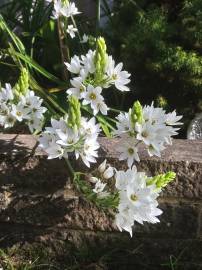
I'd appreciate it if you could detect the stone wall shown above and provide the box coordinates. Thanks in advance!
[0,134,202,269]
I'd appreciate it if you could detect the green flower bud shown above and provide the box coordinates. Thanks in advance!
[88,35,96,47]
[156,95,168,109]
[94,37,107,82]
[147,171,176,190]
[130,101,144,126]
[62,0,69,5]
[14,68,29,96]
[68,96,81,130]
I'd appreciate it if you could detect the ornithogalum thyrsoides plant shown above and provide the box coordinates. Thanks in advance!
[0,0,183,236]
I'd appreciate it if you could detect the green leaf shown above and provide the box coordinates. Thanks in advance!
[11,50,63,84]
[0,14,25,54]
[73,173,119,210]
[100,122,111,138]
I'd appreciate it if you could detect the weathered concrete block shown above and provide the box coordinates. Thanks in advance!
[134,201,201,238]
[98,138,202,200]
[0,134,202,268]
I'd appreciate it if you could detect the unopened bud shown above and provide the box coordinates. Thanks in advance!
[98,159,107,174]
[103,166,114,179]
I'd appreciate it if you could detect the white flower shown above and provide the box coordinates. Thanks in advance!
[52,0,63,19]
[38,133,56,149]
[94,100,108,115]
[46,143,64,159]
[83,85,105,115]
[114,103,182,161]
[81,117,100,138]
[106,56,131,92]
[80,34,88,44]
[103,166,114,179]
[65,55,81,74]
[118,137,140,167]
[61,2,81,17]
[51,1,80,19]
[0,85,46,131]
[11,104,30,122]
[98,159,114,179]
[67,24,78,39]
[22,91,45,110]
[147,143,165,157]
[114,112,131,136]
[18,90,47,131]
[3,113,16,128]
[93,179,106,193]
[81,50,95,74]
[0,83,14,101]
[143,103,166,125]
[89,176,99,184]
[136,122,157,146]
[0,102,11,126]
[166,111,183,126]
[98,159,107,174]
[115,207,135,237]
[78,137,99,167]
[66,77,86,99]
[39,116,100,167]
[56,127,80,147]
[115,167,162,236]
[115,166,137,191]
[28,117,43,133]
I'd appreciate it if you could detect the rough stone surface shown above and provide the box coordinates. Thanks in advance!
[0,135,202,268]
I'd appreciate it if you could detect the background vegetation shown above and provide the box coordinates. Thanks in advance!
[103,0,202,137]
[0,0,201,136]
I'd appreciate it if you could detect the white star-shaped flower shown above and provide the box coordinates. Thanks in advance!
[67,24,78,39]
[80,34,88,44]
[66,77,86,99]
[82,85,105,115]
[61,2,81,17]
[106,56,131,92]
[65,55,81,74]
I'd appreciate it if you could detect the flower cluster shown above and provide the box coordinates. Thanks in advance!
[114,101,183,167]
[115,166,162,236]
[46,0,80,39]
[89,159,114,198]
[39,116,100,167]
[80,159,175,236]
[66,37,131,115]
[47,0,80,20]
[0,83,47,132]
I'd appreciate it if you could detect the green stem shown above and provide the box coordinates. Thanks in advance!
[64,158,75,177]
[0,61,17,67]
[96,0,101,36]
[57,18,69,80]
[29,77,68,115]
[30,35,36,59]
[71,16,82,42]
[109,107,124,113]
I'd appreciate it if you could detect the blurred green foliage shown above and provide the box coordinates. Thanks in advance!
[104,0,202,136]
[2,0,65,80]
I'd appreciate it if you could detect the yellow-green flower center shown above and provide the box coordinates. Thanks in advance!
[89,93,96,100]
[142,131,148,138]
[16,111,22,116]
[130,194,138,201]
[128,148,134,155]
[80,86,85,93]
[112,74,117,80]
